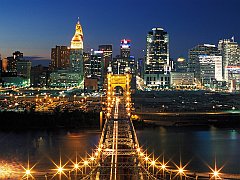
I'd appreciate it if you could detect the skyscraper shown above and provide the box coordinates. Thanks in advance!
[175,57,188,73]
[198,55,222,87]
[144,28,170,89]
[112,56,135,75]
[70,18,84,87]
[50,46,70,70]
[98,45,112,75]
[218,38,240,82]
[120,39,131,58]
[89,51,104,80]
[1,51,31,87]
[111,39,135,75]
[188,44,220,80]
[49,18,85,88]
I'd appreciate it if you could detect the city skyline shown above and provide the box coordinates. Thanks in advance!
[0,0,240,65]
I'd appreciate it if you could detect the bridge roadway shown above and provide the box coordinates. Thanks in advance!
[83,96,156,180]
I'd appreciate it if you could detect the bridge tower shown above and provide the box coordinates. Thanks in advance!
[106,72,132,118]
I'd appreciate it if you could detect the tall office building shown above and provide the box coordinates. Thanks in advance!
[49,18,85,88]
[1,51,32,87]
[98,45,112,75]
[199,55,222,87]
[218,38,240,82]
[120,39,131,58]
[175,57,188,72]
[144,28,170,89]
[70,18,84,87]
[112,55,135,75]
[188,44,220,80]
[137,58,144,78]
[111,39,135,75]
[84,52,91,77]
[88,51,104,80]
[17,60,32,79]
[30,65,49,87]
[50,46,70,70]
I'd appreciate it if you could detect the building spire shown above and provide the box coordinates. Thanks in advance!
[71,17,84,49]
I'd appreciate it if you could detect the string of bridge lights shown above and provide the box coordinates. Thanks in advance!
[0,145,225,179]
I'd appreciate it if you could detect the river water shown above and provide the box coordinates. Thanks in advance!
[0,127,239,178]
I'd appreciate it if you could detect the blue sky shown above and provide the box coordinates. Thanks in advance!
[0,0,240,65]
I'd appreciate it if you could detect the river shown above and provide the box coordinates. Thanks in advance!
[0,126,239,178]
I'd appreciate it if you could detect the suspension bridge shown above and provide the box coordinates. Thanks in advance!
[5,73,240,179]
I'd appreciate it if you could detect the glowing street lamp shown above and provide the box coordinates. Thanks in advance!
[58,167,63,173]
[25,169,31,175]
[151,160,156,166]
[84,160,88,166]
[74,163,79,169]
[178,168,184,175]
[21,160,36,180]
[208,161,223,180]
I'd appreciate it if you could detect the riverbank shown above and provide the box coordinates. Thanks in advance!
[135,112,240,128]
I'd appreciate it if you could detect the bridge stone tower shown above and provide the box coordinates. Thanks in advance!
[107,72,131,96]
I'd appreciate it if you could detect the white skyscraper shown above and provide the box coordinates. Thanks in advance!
[199,55,223,87]
[218,38,240,82]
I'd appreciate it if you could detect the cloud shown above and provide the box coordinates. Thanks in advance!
[24,56,51,66]
[24,56,51,61]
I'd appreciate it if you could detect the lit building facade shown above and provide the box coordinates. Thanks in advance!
[30,65,49,87]
[49,70,82,88]
[50,46,70,70]
[2,51,31,87]
[199,55,223,87]
[98,45,112,75]
[175,57,188,72]
[90,51,104,79]
[120,39,131,58]
[17,60,31,79]
[49,19,85,88]
[144,28,170,89]
[137,58,144,78]
[218,38,240,83]
[70,19,84,87]
[170,72,195,89]
[112,56,135,75]
[188,44,220,80]
[2,51,23,76]
[226,66,240,91]
[111,39,135,75]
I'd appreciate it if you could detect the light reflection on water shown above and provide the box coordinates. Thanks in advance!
[0,130,101,178]
[137,126,240,174]
[0,160,23,179]
[0,127,239,176]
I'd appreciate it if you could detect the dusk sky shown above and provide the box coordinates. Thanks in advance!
[0,0,240,65]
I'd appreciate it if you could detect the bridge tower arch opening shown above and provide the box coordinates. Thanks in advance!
[107,73,131,97]
[114,86,124,96]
